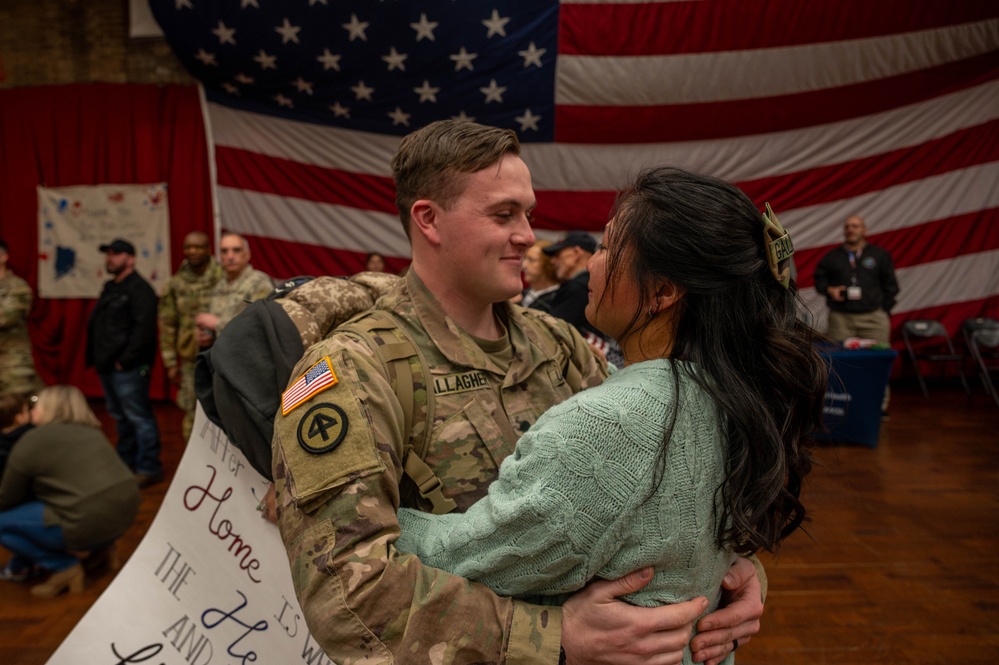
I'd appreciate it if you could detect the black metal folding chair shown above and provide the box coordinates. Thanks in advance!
[969,328,999,408]
[902,320,970,398]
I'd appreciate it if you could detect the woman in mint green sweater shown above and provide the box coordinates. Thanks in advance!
[396,167,827,664]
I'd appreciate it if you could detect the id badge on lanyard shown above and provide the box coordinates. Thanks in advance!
[847,251,862,300]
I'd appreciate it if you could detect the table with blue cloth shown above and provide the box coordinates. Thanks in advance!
[815,346,898,447]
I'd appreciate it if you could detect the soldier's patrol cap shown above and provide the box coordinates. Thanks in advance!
[543,231,597,255]
[99,239,136,255]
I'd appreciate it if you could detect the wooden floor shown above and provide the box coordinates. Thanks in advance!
[1,384,997,664]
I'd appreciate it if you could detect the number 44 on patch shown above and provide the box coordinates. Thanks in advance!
[296,403,349,454]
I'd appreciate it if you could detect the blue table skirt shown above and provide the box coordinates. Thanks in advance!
[815,347,898,447]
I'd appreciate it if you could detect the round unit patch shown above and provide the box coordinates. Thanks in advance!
[297,403,349,454]
[862,256,877,270]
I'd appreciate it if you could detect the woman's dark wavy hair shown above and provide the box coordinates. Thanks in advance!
[601,166,827,555]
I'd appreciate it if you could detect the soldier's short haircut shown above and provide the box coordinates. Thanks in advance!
[391,120,521,238]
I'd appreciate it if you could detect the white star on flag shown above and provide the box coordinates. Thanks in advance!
[222,82,239,95]
[515,109,541,131]
[275,18,301,45]
[253,50,277,70]
[449,47,477,72]
[240,0,258,8]
[388,107,411,127]
[518,42,546,68]
[212,21,237,45]
[382,48,408,72]
[480,79,507,103]
[175,0,193,9]
[452,110,475,122]
[414,80,440,103]
[274,94,294,108]
[194,49,217,66]
[482,10,510,38]
[343,14,369,42]
[410,13,439,42]
[330,102,350,118]
[316,49,341,72]
[293,78,313,95]
[351,80,375,101]
[234,72,254,84]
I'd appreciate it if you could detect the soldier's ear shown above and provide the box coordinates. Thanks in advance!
[410,199,441,247]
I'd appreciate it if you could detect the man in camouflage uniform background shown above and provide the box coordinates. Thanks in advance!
[270,120,765,665]
[158,231,223,439]
[194,232,273,348]
[0,240,41,398]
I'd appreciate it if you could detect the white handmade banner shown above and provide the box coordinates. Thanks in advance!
[37,184,171,298]
[47,407,332,665]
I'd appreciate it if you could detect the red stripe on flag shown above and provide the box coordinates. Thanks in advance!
[535,121,999,232]
[216,146,396,213]
[739,120,999,212]
[795,208,999,288]
[555,54,999,143]
[559,1,999,56]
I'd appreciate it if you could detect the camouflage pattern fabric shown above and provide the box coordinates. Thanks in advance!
[273,270,607,664]
[207,265,274,334]
[0,272,40,397]
[158,259,224,437]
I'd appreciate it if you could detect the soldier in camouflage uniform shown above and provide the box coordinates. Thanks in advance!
[0,240,41,398]
[194,232,273,346]
[272,121,765,665]
[158,231,223,439]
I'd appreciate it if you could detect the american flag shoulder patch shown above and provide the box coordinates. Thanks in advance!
[282,356,338,416]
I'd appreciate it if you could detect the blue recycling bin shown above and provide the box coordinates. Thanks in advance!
[815,346,897,447]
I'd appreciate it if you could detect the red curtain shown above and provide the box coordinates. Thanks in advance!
[0,83,213,399]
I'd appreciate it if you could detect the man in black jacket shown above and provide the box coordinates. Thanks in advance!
[86,239,163,488]
[813,215,900,344]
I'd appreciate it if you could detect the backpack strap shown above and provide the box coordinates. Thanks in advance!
[343,310,456,514]
[519,308,584,394]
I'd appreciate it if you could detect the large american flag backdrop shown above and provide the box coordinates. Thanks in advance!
[150,1,999,342]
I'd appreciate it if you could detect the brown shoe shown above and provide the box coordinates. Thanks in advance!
[30,563,85,599]
[135,472,164,489]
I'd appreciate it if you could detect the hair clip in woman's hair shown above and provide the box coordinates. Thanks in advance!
[762,203,794,288]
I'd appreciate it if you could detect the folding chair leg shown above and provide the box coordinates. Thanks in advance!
[913,362,929,398]
[956,360,971,396]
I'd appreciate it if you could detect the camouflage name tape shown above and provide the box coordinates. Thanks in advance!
[762,202,795,288]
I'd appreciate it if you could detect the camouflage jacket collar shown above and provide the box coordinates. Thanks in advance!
[392,270,554,384]
[176,258,223,285]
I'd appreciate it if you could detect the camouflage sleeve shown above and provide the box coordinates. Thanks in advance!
[0,279,31,330]
[248,270,275,302]
[158,285,179,369]
[273,337,561,665]
[216,271,275,333]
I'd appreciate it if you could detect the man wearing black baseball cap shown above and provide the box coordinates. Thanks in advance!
[86,238,163,488]
[543,231,607,343]
[98,239,136,255]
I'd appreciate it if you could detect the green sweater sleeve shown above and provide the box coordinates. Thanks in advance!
[396,380,665,599]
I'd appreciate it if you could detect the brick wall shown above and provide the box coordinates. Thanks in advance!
[0,0,192,88]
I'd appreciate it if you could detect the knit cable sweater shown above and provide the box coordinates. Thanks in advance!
[396,359,737,629]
